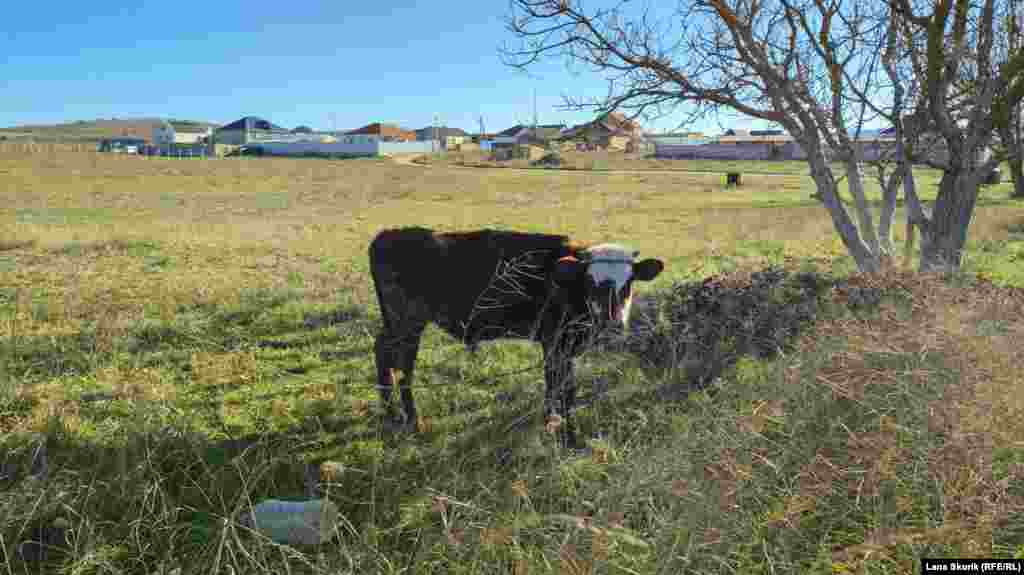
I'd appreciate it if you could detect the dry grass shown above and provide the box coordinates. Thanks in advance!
[795,272,1024,568]
[2,147,1024,573]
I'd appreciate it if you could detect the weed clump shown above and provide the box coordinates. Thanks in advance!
[630,267,837,387]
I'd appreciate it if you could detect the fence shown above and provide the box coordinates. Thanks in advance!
[140,144,213,158]
[653,141,823,161]
[378,141,436,155]
[654,143,777,160]
[253,141,378,157]
[248,140,436,157]
[246,132,328,144]
[646,136,707,146]
[652,139,926,162]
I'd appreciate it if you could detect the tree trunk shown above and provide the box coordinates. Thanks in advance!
[918,172,980,273]
[807,150,882,273]
[845,156,882,256]
[877,164,903,257]
[1010,157,1024,198]
[904,220,916,268]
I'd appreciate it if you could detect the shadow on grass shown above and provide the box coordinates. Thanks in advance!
[6,265,934,573]
[628,267,845,391]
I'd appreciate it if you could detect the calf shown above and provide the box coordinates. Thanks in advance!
[369,227,664,447]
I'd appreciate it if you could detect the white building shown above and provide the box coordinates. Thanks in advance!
[153,121,213,146]
[335,133,379,144]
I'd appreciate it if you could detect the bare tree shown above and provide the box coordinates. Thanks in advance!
[885,0,1024,270]
[502,0,1024,273]
[997,0,1024,197]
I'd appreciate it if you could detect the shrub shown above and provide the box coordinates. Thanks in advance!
[630,267,840,388]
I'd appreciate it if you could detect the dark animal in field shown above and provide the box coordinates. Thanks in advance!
[368,226,665,448]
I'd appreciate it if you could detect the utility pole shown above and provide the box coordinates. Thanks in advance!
[433,113,438,154]
[532,88,538,140]
[441,114,447,156]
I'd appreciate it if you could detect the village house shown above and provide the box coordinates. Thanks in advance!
[341,123,416,143]
[215,116,291,145]
[413,126,470,149]
[488,124,566,159]
[492,124,567,147]
[152,120,213,146]
[558,112,644,151]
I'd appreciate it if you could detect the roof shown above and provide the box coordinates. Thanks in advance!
[496,124,567,138]
[597,112,640,133]
[413,126,469,139]
[346,123,414,138]
[218,116,286,132]
[560,123,620,139]
[559,112,643,140]
[559,123,629,140]
[495,123,569,139]
[496,125,524,137]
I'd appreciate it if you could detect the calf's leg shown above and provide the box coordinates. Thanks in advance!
[375,331,400,422]
[395,325,425,431]
[375,325,425,431]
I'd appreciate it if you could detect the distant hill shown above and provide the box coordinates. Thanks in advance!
[0,118,219,143]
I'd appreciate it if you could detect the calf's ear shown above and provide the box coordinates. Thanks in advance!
[633,259,664,282]
[553,256,585,285]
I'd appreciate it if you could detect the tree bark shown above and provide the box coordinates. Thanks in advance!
[877,164,903,257]
[904,220,916,267]
[1010,157,1024,198]
[845,156,883,257]
[807,149,882,273]
[918,172,980,272]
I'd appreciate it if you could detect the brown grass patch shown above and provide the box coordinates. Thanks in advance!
[791,270,1024,565]
[189,351,260,388]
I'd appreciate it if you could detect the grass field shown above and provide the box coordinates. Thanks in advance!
[0,118,215,143]
[2,146,1024,573]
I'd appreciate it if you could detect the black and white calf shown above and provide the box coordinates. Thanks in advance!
[368,227,664,447]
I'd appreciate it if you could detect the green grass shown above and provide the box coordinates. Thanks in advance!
[2,149,1024,573]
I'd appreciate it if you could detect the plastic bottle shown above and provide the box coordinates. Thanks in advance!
[241,499,338,545]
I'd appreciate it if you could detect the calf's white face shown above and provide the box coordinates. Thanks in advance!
[584,243,642,329]
[553,243,664,331]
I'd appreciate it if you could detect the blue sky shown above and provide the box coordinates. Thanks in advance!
[2,0,776,134]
